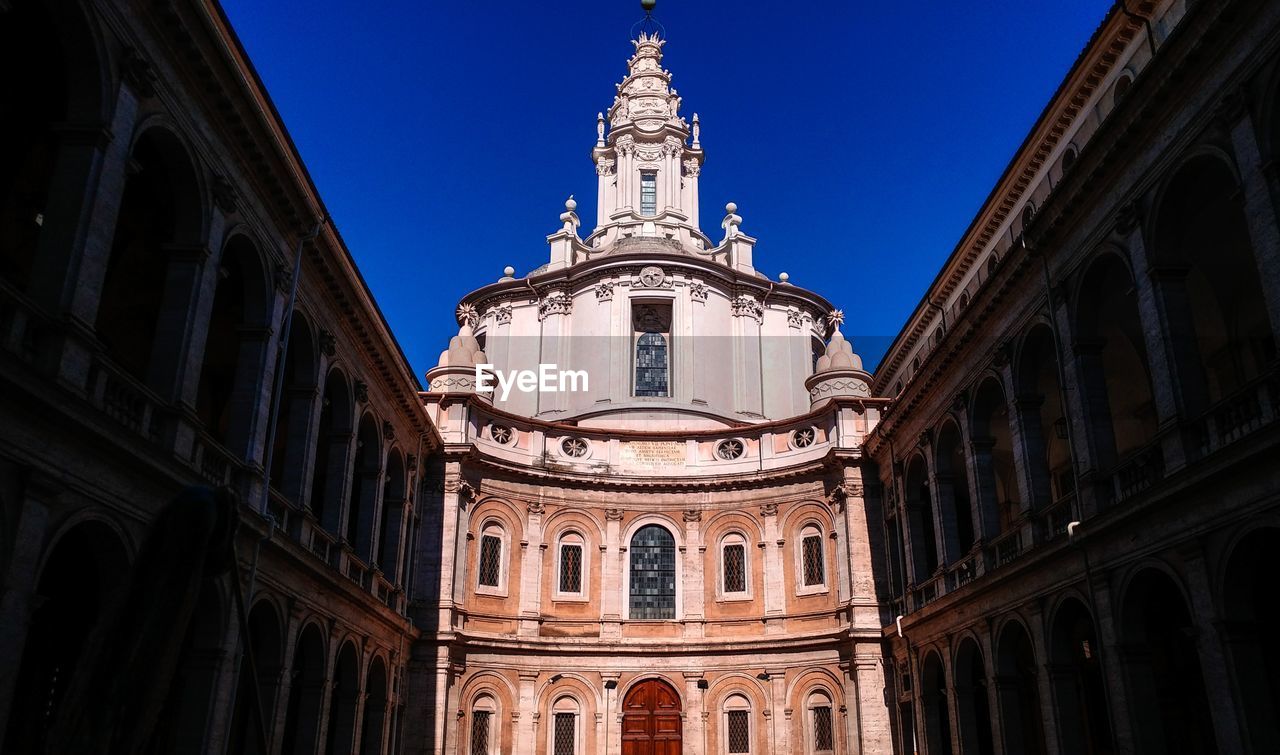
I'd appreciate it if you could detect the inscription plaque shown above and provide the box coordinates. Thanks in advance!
[619,441,686,470]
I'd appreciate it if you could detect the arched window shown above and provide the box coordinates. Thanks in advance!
[196,234,269,450]
[477,523,507,595]
[556,531,585,597]
[720,532,749,598]
[806,690,836,754]
[797,523,827,592]
[310,369,353,535]
[629,524,676,619]
[470,694,498,755]
[549,695,581,755]
[635,333,669,396]
[347,413,382,562]
[724,694,753,754]
[634,302,671,397]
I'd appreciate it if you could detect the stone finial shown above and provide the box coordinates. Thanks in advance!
[560,196,580,235]
[456,303,479,328]
[808,305,870,404]
[806,306,871,406]
[597,113,606,146]
[721,202,742,242]
[692,112,701,147]
[814,329,863,373]
[778,272,790,283]
[435,323,487,369]
[500,266,516,281]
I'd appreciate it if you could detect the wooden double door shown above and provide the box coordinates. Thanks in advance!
[621,679,683,755]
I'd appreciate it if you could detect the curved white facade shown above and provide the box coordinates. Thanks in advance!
[417,28,890,755]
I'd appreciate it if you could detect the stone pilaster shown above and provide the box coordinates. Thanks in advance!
[516,670,539,755]
[1225,93,1280,340]
[760,503,785,632]
[0,479,55,747]
[268,607,305,755]
[519,502,546,637]
[601,508,623,638]
[1025,604,1063,755]
[684,672,706,755]
[682,509,705,637]
[1179,541,1245,753]
[769,669,790,755]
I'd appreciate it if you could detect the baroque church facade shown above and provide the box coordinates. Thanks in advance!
[1,0,1279,754]
[412,29,891,755]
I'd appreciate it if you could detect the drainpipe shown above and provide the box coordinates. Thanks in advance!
[1030,236,1085,524]
[1068,521,1121,751]
[758,281,776,430]
[225,216,324,749]
[258,216,326,517]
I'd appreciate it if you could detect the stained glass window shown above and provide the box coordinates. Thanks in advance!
[802,533,825,587]
[478,533,502,588]
[635,332,668,397]
[814,705,834,751]
[470,710,491,755]
[640,171,657,216]
[723,543,746,594]
[629,524,675,619]
[560,542,582,593]
[727,709,750,753]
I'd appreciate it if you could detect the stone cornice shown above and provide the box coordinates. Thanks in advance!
[424,392,887,441]
[871,4,1150,392]
[461,250,835,323]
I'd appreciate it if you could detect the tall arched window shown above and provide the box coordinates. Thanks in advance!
[634,303,671,397]
[556,531,585,598]
[720,533,749,598]
[629,524,676,619]
[470,694,498,755]
[797,523,827,592]
[549,695,581,755]
[477,523,507,595]
[806,690,836,754]
[635,333,668,396]
[724,694,753,754]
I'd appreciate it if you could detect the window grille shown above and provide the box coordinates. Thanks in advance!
[635,332,668,396]
[727,709,750,753]
[802,534,825,587]
[629,524,675,619]
[470,710,491,755]
[560,543,582,593]
[792,428,816,448]
[640,171,657,216]
[716,439,744,460]
[478,534,502,588]
[814,705,834,752]
[723,543,746,593]
[553,712,575,755]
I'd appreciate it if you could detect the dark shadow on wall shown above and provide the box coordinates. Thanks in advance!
[400,454,446,753]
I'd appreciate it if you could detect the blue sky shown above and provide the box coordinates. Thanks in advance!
[220,0,1113,379]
